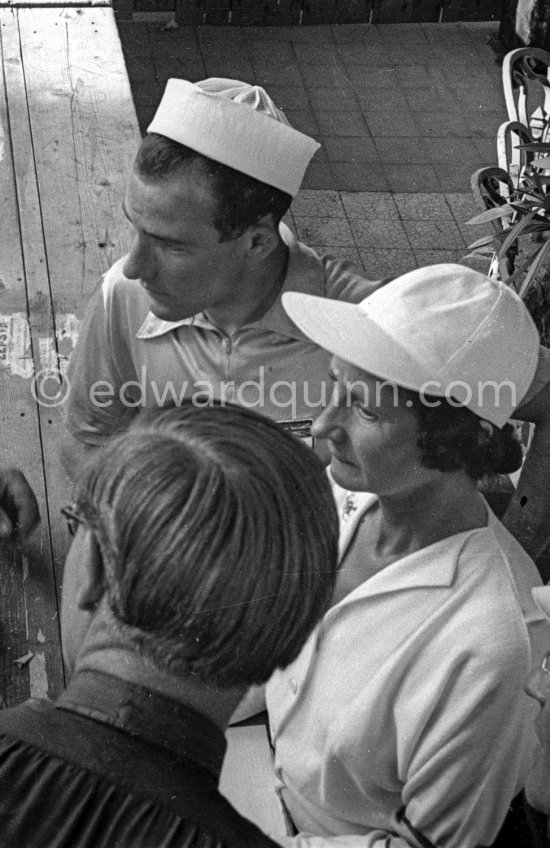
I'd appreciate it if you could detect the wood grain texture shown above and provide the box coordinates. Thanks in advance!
[0,6,140,704]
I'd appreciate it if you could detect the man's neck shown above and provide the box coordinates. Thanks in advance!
[205,241,289,336]
[72,607,245,731]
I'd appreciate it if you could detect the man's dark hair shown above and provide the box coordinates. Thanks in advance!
[77,403,338,688]
[402,389,523,481]
[134,133,292,241]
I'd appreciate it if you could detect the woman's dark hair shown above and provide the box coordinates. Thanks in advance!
[77,403,338,689]
[401,388,523,481]
[134,133,292,241]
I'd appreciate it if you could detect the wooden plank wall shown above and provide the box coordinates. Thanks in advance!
[169,0,503,25]
[0,5,139,705]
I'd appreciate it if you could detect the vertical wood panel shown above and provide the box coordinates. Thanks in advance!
[0,7,64,703]
[0,5,140,705]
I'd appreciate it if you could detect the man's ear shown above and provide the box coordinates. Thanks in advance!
[244,214,280,261]
[77,531,105,611]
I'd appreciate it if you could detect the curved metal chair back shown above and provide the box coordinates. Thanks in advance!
[503,48,550,139]
[497,120,535,191]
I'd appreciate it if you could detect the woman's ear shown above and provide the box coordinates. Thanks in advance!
[77,531,105,611]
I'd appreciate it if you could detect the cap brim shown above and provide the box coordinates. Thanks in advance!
[282,291,437,393]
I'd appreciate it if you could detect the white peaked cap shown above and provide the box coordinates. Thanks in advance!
[282,264,540,428]
[147,77,320,196]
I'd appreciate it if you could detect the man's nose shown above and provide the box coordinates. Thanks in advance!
[123,236,152,281]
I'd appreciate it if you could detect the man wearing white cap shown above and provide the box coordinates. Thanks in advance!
[259,264,550,848]
[61,77,376,472]
[59,77,550,568]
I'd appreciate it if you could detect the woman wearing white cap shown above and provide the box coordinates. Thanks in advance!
[263,264,550,848]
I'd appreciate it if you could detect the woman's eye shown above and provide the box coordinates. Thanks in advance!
[353,402,377,421]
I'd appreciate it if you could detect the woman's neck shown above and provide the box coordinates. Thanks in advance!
[375,473,488,558]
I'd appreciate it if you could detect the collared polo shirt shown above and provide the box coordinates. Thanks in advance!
[64,227,380,445]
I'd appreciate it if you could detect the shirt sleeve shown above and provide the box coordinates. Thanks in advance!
[63,267,141,445]
[321,255,388,304]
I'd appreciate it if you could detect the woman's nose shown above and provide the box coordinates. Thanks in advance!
[312,403,346,444]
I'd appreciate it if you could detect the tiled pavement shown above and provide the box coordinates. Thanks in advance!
[117,20,504,278]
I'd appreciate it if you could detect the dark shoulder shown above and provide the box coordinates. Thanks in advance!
[0,701,280,848]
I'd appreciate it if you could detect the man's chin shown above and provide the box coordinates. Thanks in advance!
[148,300,192,323]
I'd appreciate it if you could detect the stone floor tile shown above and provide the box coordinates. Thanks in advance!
[413,248,471,266]
[473,137,498,167]
[433,162,480,192]
[395,66,446,88]
[403,86,452,111]
[374,137,432,165]
[196,25,245,45]
[349,218,411,249]
[416,111,471,137]
[301,162,336,190]
[293,215,356,246]
[356,88,410,112]
[379,24,429,44]
[393,193,454,220]
[246,42,296,63]
[464,109,508,138]
[321,136,380,163]
[287,26,337,42]
[364,111,422,138]
[340,191,400,220]
[315,110,369,136]
[403,219,466,250]
[265,86,312,110]
[383,46,428,67]
[300,62,351,88]
[339,44,392,66]
[358,248,418,278]
[243,26,333,42]
[453,83,505,111]
[332,163,389,191]
[291,190,347,218]
[445,192,482,223]
[203,58,255,78]
[293,43,340,63]
[458,222,493,250]
[251,61,304,86]
[332,24,385,44]
[308,86,359,110]
[383,164,442,193]
[282,108,320,136]
[426,137,481,165]
[345,66,399,88]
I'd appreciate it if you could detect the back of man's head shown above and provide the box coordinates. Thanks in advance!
[76,404,339,688]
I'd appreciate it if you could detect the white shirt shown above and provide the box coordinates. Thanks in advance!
[266,488,548,848]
